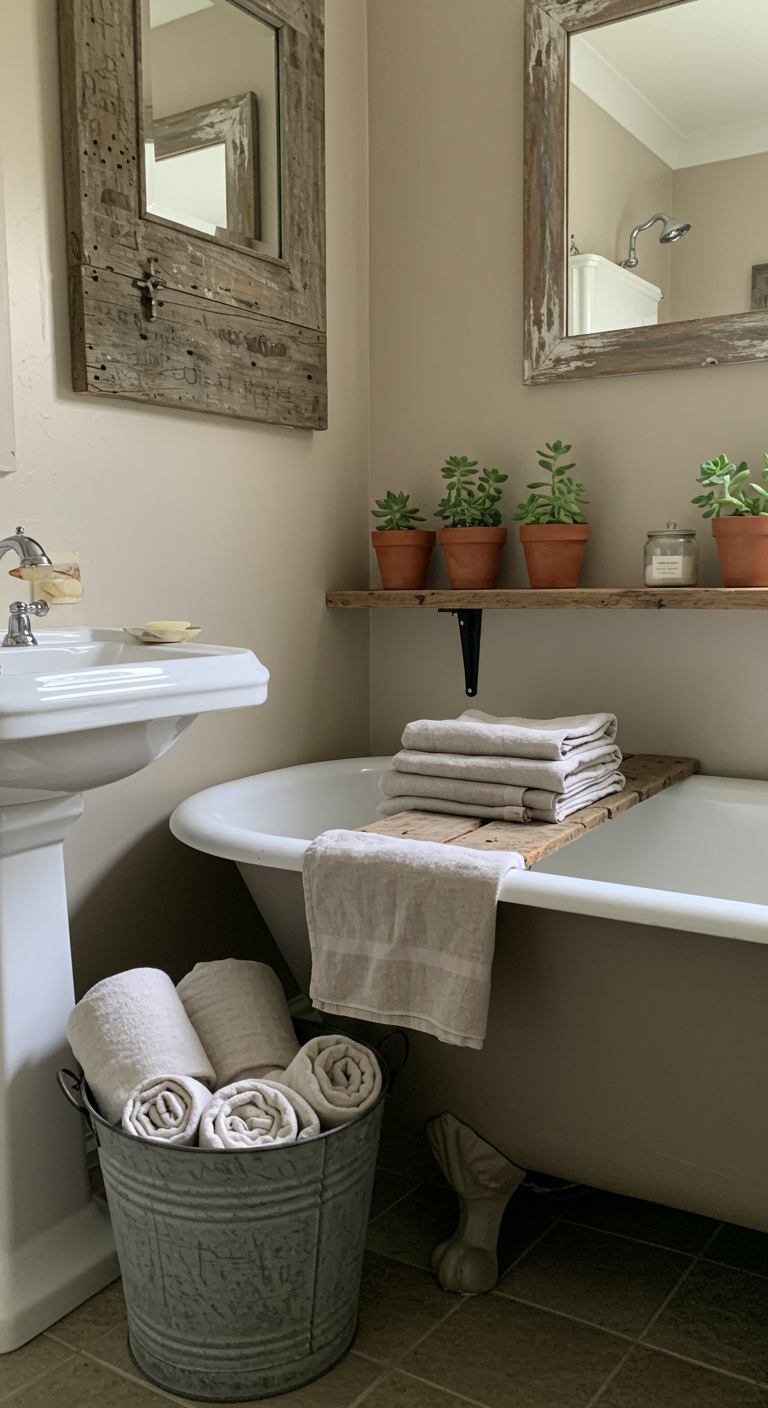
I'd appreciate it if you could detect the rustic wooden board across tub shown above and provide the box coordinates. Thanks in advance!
[358,754,699,868]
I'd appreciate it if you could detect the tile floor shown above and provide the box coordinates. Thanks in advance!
[2,1126,766,1406]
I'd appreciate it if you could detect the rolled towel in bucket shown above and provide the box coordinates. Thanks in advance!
[199,1080,298,1150]
[177,959,300,1089]
[67,968,216,1125]
[279,1035,382,1130]
[122,1075,212,1147]
[263,1080,320,1141]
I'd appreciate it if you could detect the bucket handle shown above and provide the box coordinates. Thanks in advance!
[57,1068,96,1136]
[375,1028,409,1083]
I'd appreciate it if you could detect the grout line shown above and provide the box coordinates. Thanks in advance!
[583,1343,638,1408]
[347,1365,392,1408]
[491,1217,563,1286]
[0,1353,77,1405]
[371,1365,496,1408]
[636,1221,724,1344]
[700,1254,768,1282]
[367,1178,427,1227]
[557,1214,723,1258]
[633,1342,768,1389]
[490,1291,636,1344]
[79,1349,195,1405]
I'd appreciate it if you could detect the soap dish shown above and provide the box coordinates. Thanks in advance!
[124,626,202,644]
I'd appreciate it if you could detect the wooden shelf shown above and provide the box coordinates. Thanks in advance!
[327,587,768,610]
[359,754,699,868]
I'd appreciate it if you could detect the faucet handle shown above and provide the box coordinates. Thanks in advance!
[2,599,49,647]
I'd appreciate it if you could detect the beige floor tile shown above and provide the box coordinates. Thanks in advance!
[355,1252,457,1363]
[357,1368,481,1406]
[377,1121,438,1181]
[3,1353,169,1405]
[367,1184,459,1272]
[497,1222,691,1336]
[401,1294,626,1408]
[643,1260,768,1383]
[597,1345,768,1406]
[562,1192,720,1254]
[0,1335,72,1403]
[705,1224,768,1278]
[86,1329,383,1408]
[370,1168,422,1222]
[45,1278,126,1351]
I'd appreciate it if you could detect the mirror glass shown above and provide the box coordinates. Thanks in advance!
[141,0,280,258]
[567,0,768,335]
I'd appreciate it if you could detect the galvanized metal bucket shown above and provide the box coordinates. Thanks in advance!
[60,1020,393,1403]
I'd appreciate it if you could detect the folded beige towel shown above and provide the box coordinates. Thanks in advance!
[67,968,216,1125]
[378,772,625,824]
[122,1075,212,1147]
[199,1079,298,1150]
[402,710,617,762]
[304,829,521,1050]
[379,767,626,822]
[177,959,300,1089]
[392,744,622,793]
[279,1033,383,1129]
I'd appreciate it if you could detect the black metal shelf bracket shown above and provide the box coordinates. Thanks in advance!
[439,608,483,696]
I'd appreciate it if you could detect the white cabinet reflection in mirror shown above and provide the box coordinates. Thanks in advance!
[568,254,662,336]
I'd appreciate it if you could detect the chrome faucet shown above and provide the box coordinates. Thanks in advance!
[0,527,53,647]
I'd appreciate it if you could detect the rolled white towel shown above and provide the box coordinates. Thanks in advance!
[176,959,300,1089]
[280,1035,383,1130]
[263,1080,320,1141]
[199,1080,298,1150]
[122,1075,212,1147]
[67,968,216,1125]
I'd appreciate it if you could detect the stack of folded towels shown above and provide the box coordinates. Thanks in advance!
[377,709,625,824]
[66,958,382,1151]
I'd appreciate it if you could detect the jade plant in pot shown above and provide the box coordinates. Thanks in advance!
[371,491,436,589]
[692,453,768,586]
[434,456,508,588]
[512,440,589,588]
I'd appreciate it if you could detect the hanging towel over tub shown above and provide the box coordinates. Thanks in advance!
[304,829,522,1050]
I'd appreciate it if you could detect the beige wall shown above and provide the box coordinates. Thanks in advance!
[670,151,768,321]
[365,0,768,781]
[568,87,672,316]
[0,0,370,996]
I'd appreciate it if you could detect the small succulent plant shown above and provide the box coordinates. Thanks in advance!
[692,453,768,517]
[371,491,426,531]
[511,440,589,525]
[434,456,508,528]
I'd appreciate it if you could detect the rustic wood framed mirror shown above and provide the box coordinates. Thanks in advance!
[59,0,326,428]
[524,0,768,384]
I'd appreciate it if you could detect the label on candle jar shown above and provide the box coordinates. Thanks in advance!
[651,555,683,580]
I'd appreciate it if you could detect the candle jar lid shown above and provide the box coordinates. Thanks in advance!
[646,520,696,538]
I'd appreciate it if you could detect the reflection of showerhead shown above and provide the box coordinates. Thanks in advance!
[620,212,691,268]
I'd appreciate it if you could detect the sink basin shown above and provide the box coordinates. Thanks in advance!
[0,627,268,801]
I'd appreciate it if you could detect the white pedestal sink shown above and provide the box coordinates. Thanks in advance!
[0,628,268,1351]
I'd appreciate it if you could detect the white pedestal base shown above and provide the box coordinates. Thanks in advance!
[0,795,118,1350]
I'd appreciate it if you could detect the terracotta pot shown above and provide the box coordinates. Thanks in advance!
[372,529,436,590]
[439,527,507,589]
[519,523,590,588]
[711,516,768,587]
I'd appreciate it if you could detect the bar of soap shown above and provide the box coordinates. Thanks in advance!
[145,620,191,631]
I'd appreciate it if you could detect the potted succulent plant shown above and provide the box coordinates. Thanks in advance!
[692,453,768,586]
[434,456,508,588]
[371,491,436,589]
[511,440,589,588]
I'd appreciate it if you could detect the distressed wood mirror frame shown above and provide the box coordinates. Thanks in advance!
[58,0,326,429]
[523,0,768,384]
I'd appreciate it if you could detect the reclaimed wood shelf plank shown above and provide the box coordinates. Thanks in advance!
[359,753,699,869]
[327,587,768,610]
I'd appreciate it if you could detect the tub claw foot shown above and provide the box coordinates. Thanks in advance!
[427,1112,526,1294]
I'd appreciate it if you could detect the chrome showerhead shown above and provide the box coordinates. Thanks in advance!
[619,212,691,268]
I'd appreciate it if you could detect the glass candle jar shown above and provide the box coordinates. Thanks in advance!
[644,522,698,586]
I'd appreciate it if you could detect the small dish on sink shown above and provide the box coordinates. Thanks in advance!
[124,626,202,644]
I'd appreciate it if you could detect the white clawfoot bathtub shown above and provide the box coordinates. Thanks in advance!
[171,758,768,1231]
